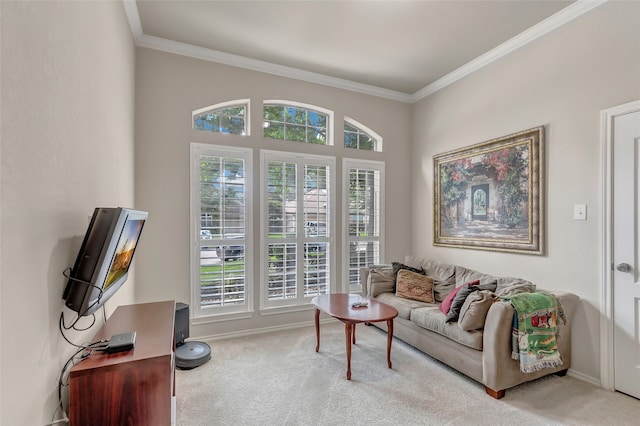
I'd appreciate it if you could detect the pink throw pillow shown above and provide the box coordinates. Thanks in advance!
[439,280,480,314]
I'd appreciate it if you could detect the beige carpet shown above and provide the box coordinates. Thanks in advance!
[176,321,640,425]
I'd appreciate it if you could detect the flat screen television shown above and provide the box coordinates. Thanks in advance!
[63,207,148,316]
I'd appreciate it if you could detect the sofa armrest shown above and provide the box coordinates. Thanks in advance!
[360,265,394,298]
[482,291,579,391]
[360,267,371,297]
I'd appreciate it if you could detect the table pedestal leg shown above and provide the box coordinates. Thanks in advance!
[386,319,394,369]
[314,308,320,352]
[345,322,353,380]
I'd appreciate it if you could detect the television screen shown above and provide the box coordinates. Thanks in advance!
[103,218,145,291]
[63,207,148,316]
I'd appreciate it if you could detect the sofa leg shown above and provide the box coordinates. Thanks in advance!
[485,387,505,399]
[554,369,568,377]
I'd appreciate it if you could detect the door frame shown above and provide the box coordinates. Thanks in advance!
[600,99,640,391]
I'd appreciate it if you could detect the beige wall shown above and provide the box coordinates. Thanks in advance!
[411,1,640,383]
[134,48,412,338]
[0,1,136,424]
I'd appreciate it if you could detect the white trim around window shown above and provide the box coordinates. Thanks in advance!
[190,143,254,321]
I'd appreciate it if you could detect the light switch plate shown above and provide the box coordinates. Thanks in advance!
[574,204,587,220]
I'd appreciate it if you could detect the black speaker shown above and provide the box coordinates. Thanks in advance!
[174,302,211,369]
[175,302,189,345]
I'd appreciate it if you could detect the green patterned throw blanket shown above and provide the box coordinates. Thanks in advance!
[500,292,566,373]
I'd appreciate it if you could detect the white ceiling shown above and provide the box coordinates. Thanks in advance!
[126,0,604,102]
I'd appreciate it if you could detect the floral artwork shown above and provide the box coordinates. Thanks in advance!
[433,127,544,254]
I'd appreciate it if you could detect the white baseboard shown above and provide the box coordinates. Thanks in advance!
[192,318,334,342]
[171,395,176,425]
[568,369,600,387]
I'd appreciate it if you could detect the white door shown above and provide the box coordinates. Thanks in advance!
[612,103,640,399]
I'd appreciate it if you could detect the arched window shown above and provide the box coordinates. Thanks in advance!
[193,100,249,135]
[344,117,382,152]
[263,101,332,145]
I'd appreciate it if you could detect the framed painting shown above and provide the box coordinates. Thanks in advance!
[433,126,544,254]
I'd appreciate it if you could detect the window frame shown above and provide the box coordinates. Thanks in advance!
[263,100,334,146]
[190,143,254,321]
[343,116,383,152]
[192,99,250,136]
[260,150,336,313]
[342,158,385,293]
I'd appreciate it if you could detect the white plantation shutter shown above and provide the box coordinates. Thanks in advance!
[191,144,252,317]
[262,151,335,309]
[343,159,385,292]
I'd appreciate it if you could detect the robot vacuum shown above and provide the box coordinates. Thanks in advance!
[176,341,211,370]
[175,302,212,370]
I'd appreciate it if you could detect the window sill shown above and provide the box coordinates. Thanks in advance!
[259,303,316,316]
[191,303,317,324]
[191,310,254,325]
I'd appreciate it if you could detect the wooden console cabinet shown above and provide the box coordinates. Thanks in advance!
[69,301,176,426]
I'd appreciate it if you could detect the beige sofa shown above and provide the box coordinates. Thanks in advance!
[360,256,579,399]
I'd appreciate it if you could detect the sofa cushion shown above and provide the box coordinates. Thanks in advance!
[410,307,484,350]
[375,292,435,320]
[455,265,496,287]
[395,270,435,304]
[405,256,455,302]
[458,290,497,331]
[367,267,395,297]
[445,280,497,323]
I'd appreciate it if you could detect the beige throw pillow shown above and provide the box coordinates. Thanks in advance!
[396,270,435,304]
[458,290,496,331]
[404,256,456,302]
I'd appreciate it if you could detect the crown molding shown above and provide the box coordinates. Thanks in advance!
[410,0,607,102]
[134,33,414,103]
[122,0,143,40]
[123,0,606,104]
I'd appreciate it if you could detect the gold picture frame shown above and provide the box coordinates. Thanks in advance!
[433,126,544,255]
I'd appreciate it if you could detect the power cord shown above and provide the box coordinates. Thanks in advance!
[59,312,98,349]
[59,268,110,348]
[51,268,110,424]
[48,339,111,426]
